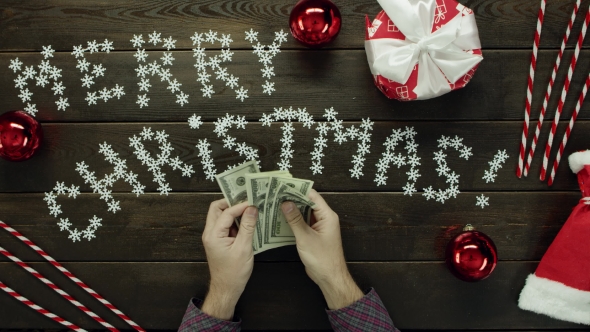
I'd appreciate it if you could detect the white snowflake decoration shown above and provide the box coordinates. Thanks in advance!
[476,194,489,209]
[132,32,188,108]
[10,45,68,115]
[46,127,195,242]
[245,29,288,95]
[424,135,471,204]
[73,39,125,106]
[148,31,162,45]
[188,114,203,129]
[204,113,259,172]
[348,118,374,179]
[482,150,509,183]
[191,30,248,101]
[55,97,70,111]
[196,139,217,181]
[260,107,315,171]
[41,45,55,59]
[9,57,23,73]
[129,128,195,193]
[259,106,371,178]
[374,126,421,195]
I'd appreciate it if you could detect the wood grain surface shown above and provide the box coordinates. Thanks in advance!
[1,49,590,122]
[0,122,586,192]
[1,0,590,51]
[1,0,589,330]
[0,262,587,330]
[0,192,579,262]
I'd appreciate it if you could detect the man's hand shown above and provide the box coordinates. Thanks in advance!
[281,190,363,310]
[201,199,258,320]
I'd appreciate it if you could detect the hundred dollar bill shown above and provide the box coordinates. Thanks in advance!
[215,160,260,207]
[245,171,291,252]
[265,176,313,244]
[275,183,317,210]
[268,182,315,243]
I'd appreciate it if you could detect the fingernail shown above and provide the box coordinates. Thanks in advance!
[282,201,294,213]
[246,206,258,217]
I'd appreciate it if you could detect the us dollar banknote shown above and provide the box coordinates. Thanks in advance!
[245,171,291,252]
[215,160,260,207]
[265,176,313,244]
[216,163,315,255]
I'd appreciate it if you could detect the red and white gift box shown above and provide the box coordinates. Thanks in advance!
[365,0,483,101]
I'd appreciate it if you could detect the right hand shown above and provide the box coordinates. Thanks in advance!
[281,190,363,310]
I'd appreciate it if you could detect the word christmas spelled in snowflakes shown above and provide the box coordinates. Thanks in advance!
[43,106,507,242]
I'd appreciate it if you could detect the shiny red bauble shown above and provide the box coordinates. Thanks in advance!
[446,224,497,282]
[0,111,43,161]
[289,0,342,47]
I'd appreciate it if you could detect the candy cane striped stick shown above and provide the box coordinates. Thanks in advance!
[548,72,590,186]
[0,221,144,332]
[523,0,581,176]
[0,280,87,332]
[0,246,118,332]
[517,0,546,178]
[540,8,590,181]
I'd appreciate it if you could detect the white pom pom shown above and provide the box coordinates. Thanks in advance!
[568,150,590,174]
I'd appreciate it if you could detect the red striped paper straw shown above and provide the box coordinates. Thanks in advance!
[0,246,119,332]
[541,8,590,181]
[548,72,590,186]
[524,0,581,177]
[517,0,546,178]
[0,280,87,332]
[0,221,144,332]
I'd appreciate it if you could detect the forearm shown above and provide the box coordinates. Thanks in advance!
[317,269,364,310]
[201,283,240,321]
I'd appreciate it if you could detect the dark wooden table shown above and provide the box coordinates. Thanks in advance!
[1,0,589,330]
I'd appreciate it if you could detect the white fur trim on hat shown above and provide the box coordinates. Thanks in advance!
[518,274,590,325]
[568,150,590,174]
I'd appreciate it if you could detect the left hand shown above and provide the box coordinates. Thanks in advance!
[201,199,258,320]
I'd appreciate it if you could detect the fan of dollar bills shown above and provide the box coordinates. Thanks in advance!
[215,160,317,254]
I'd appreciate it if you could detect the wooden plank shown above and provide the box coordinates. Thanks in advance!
[0,122,586,193]
[0,0,589,51]
[2,49,590,122]
[0,261,585,330]
[0,192,579,262]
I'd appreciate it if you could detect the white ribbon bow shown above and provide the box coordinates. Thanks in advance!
[366,0,483,100]
[583,197,590,205]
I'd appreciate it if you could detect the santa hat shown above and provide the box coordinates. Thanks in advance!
[518,150,590,325]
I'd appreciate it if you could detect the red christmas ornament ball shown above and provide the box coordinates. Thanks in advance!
[446,224,497,282]
[0,111,43,161]
[289,0,342,48]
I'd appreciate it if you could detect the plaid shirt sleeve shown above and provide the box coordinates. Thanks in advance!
[178,298,241,332]
[326,288,399,332]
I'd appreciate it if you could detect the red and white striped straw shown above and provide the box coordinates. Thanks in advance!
[540,8,590,181]
[548,72,590,186]
[517,0,546,178]
[0,280,87,332]
[0,246,119,332]
[523,0,581,177]
[0,220,144,332]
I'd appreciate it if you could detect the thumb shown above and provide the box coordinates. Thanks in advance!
[235,206,257,249]
[281,201,311,240]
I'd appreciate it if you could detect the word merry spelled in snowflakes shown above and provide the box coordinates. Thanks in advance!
[8,29,289,115]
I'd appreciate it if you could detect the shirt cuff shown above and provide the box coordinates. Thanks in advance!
[326,288,398,332]
[178,298,241,332]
